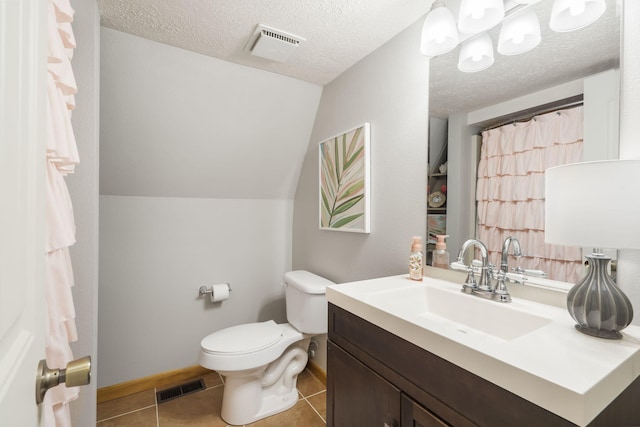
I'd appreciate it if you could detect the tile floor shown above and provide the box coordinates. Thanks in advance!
[96,369,326,427]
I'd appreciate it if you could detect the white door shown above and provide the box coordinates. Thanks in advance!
[0,0,48,425]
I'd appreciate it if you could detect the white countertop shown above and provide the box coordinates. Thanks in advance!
[326,274,640,426]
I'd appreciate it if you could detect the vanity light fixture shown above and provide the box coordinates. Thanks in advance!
[549,0,607,32]
[458,0,505,34]
[420,0,607,72]
[458,32,495,72]
[545,160,640,339]
[497,8,541,55]
[420,0,459,56]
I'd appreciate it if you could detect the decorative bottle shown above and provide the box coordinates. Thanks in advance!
[409,236,424,281]
[433,235,450,269]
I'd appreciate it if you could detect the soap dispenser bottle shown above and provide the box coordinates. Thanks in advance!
[433,235,450,269]
[409,236,424,281]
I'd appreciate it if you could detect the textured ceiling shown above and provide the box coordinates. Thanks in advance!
[97,0,620,117]
[96,0,430,86]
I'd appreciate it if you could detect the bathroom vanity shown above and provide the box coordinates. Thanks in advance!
[326,274,640,427]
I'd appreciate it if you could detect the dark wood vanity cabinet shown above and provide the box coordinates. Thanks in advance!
[328,342,447,427]
[328,342,400,426]
[327,303,640,427]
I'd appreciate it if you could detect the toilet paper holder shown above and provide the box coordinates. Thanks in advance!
[199,283,232,298]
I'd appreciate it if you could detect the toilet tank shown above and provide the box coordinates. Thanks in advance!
[283,270,334,334]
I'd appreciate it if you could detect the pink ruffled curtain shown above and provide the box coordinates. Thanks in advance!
[476,106,584,283]
[44,0,80,425]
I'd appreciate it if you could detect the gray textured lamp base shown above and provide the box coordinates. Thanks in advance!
[574,324,622,340]
[566,253,633,340]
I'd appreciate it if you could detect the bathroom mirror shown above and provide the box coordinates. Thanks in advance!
[427,0,621,282]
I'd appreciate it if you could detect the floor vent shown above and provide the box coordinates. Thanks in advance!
[156,379,205,404]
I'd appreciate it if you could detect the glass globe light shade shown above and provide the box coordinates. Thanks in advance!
[550,0,606,32]
[458,32,494,72]
[458,0,505,34]
[498,9,541,55]
[420,3,459,56]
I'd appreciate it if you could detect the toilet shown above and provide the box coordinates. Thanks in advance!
[198,270,334,425]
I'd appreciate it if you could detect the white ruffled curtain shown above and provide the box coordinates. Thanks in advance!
[44,0,80,425]
[476,106,584,283]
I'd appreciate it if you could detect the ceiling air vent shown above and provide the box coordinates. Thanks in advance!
[247,24,305,63]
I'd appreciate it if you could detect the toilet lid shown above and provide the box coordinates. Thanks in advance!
[201,320,283,355]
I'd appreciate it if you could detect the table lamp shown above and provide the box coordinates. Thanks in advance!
[545,159,640,339]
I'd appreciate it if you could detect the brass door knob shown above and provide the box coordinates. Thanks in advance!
[35,356,91,404]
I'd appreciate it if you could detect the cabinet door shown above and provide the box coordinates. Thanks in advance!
[327,341,401,427]
[401,394,449,427]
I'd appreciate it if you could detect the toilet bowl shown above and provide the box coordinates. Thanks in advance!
[198,270,334,425]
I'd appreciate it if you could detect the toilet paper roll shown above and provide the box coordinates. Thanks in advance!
[210,284,230,302]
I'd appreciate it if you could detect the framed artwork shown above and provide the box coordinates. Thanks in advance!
[319,123,371,233]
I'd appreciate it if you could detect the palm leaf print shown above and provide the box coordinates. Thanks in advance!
[320,125,367,229]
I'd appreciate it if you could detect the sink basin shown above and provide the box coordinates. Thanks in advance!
[366,282,551,341]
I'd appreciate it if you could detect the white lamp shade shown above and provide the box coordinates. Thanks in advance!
[458,33,494,72]
[458,0,505,34]
[549,0,606,32]
[545,160,640,250]
[498,9,541,55]
[420,4,459,56]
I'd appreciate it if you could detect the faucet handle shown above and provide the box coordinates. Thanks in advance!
[450,261,470,272]
[492,271,512,303]
[487,263,497,278]
[513,267,547,277]
[461,267,477,294]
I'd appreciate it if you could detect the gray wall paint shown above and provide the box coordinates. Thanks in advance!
[66,1,99,424]
[100,28,322,199]
[293,18,429,283]
[291,19,429,370]
[98,28,323,386]
[98,196,293,387]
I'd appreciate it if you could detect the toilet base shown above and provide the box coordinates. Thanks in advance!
[222,385,299,425]
[218,340,309,425]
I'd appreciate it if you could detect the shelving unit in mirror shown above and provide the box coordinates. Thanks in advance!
[427,140,448,266]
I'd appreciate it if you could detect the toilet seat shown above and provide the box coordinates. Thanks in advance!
[201,320,282,355]
[199,321,303,372]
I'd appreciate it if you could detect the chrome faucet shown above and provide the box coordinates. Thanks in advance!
[491,236,523,303]
[457,239,492,296]
[500,236,522,274]
[457,238,514,303]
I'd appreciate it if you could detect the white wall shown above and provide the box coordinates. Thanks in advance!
[99,29,322,387]
[98,196,293,387]
[291,19,430,370]
[617,0,640,324]
[66,1,100,424]
[429,117,447,173]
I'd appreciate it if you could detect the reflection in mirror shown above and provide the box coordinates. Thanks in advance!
[427,0,620,282]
